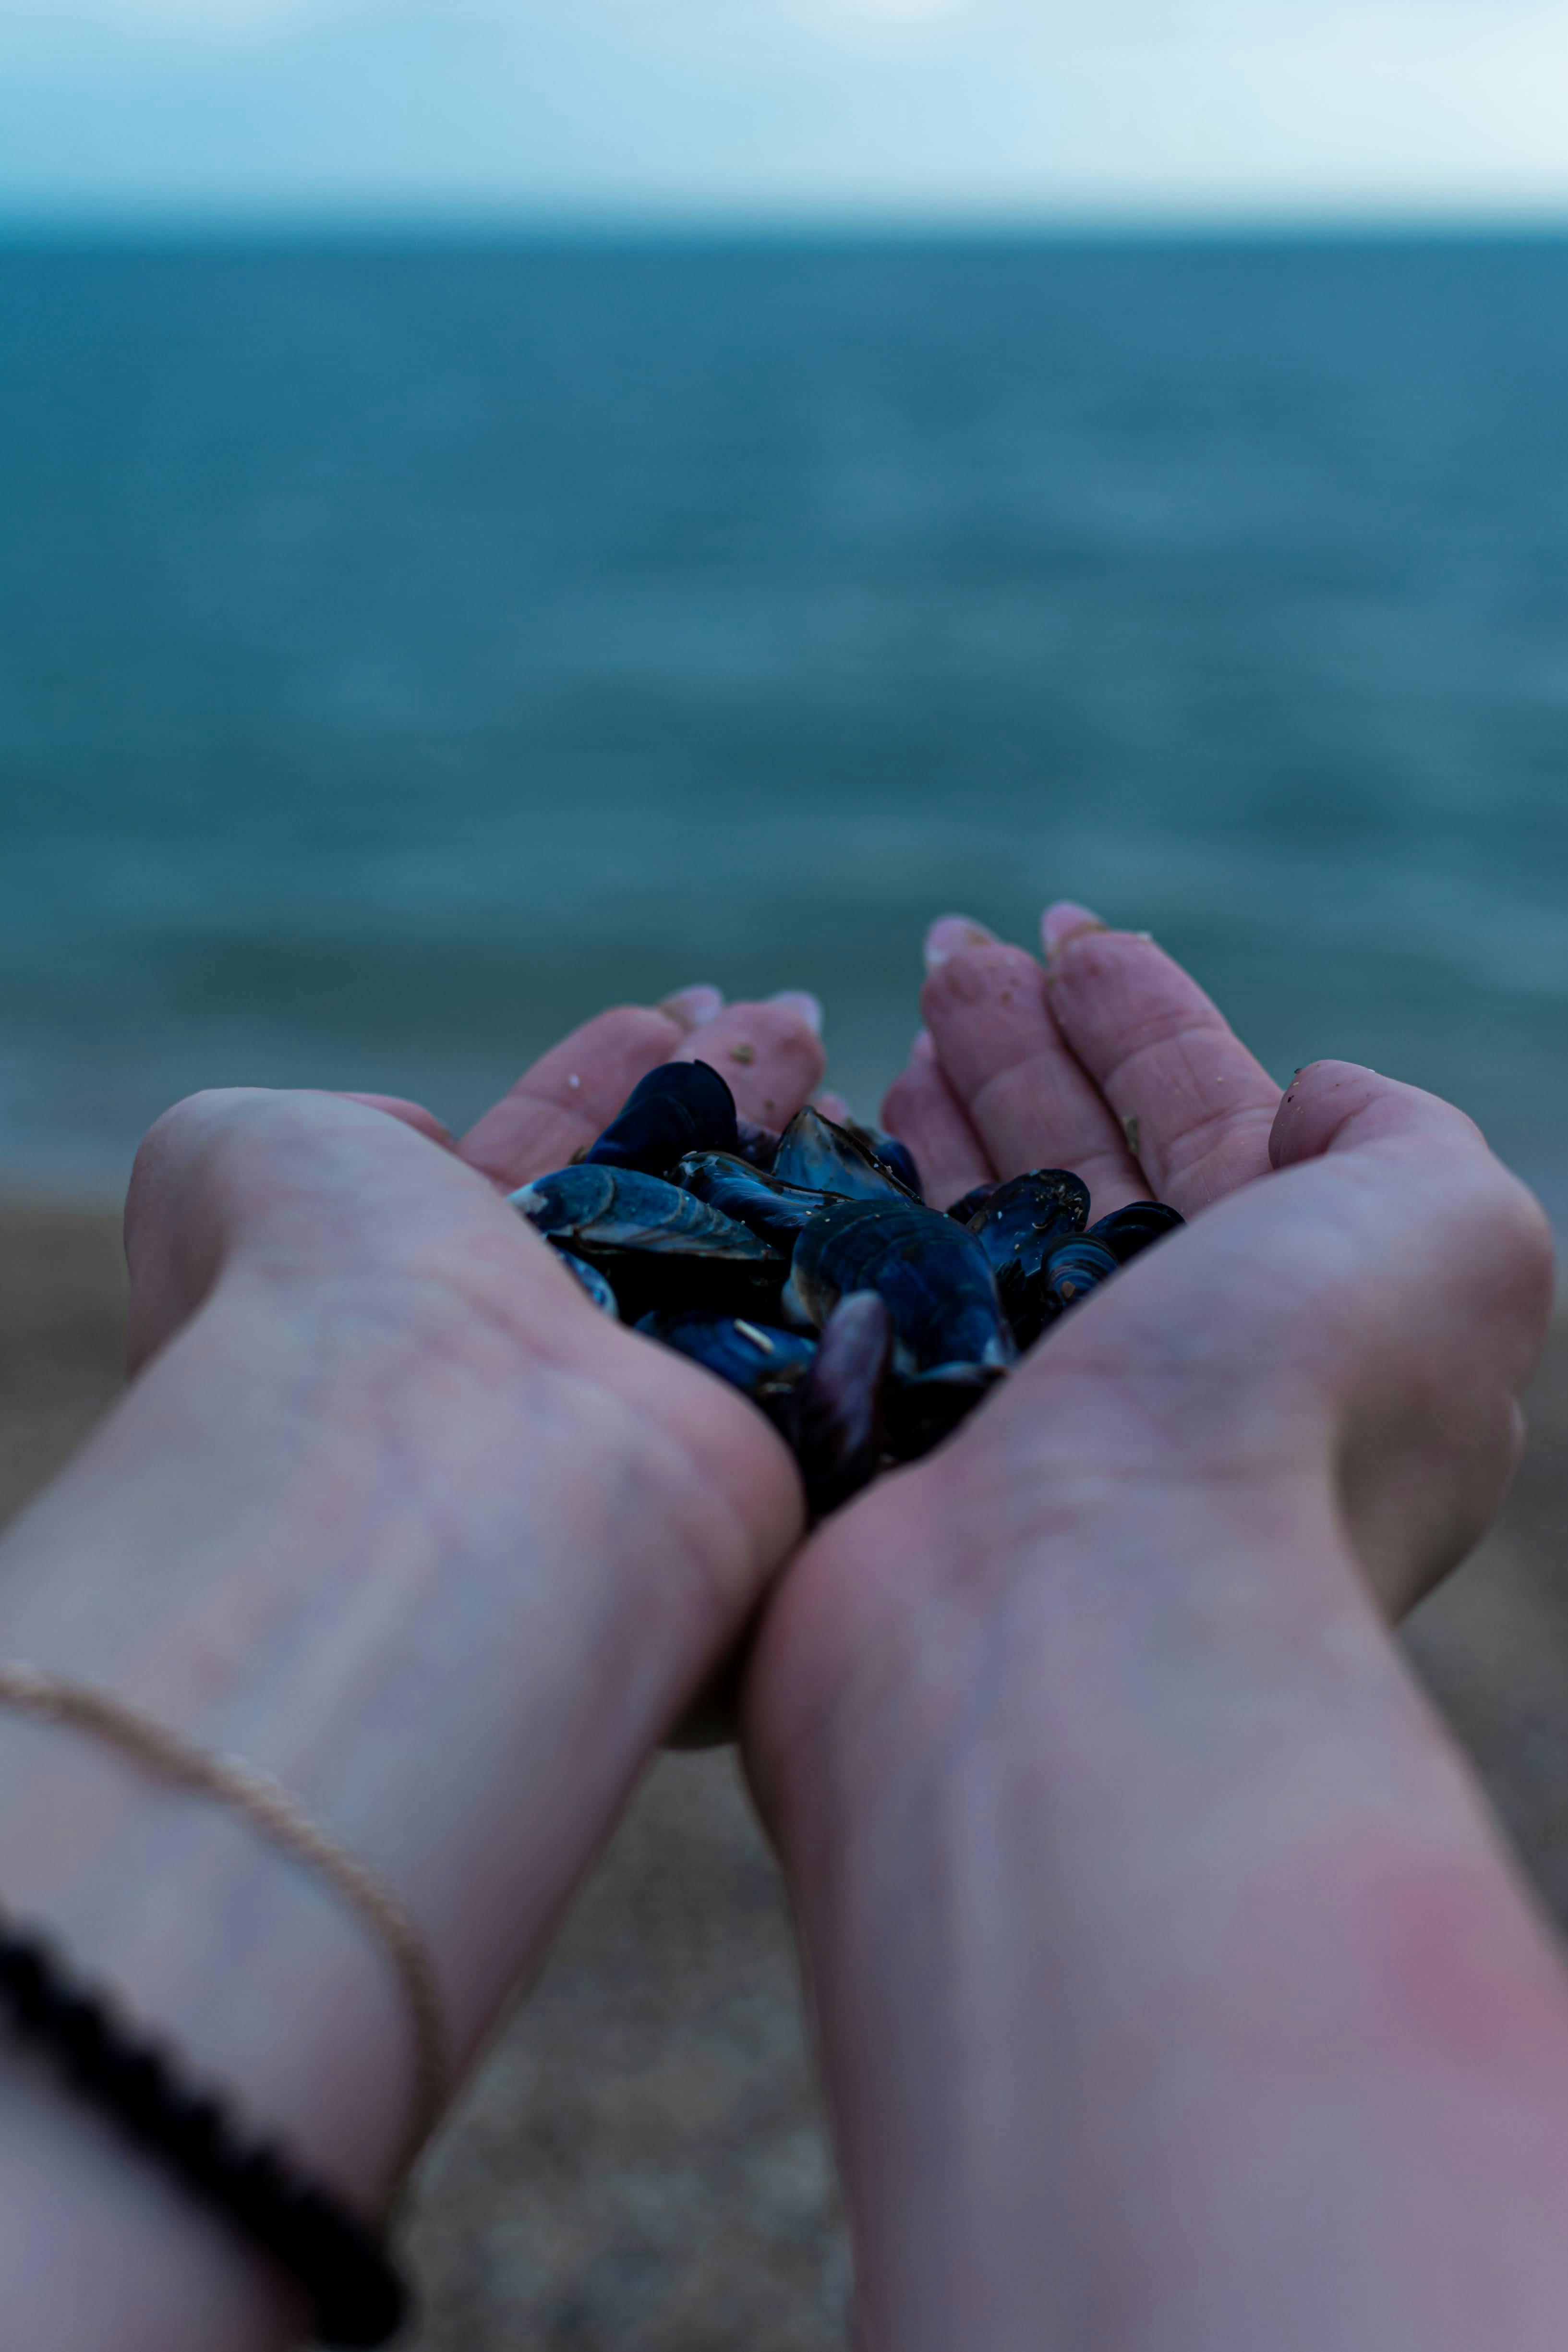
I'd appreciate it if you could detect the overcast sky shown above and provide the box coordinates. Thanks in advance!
[1,0,1565,224]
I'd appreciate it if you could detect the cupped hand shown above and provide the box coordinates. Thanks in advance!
[747,903,1553,1799]
[0,986,827,2345]
[877,903,1554,1617]
[123,984,826,1693]
[738,920,1560,2352]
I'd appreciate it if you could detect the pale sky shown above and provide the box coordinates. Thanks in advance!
[1,0,1566,223]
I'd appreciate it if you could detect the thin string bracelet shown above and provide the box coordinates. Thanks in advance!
[0,1662,449,2180]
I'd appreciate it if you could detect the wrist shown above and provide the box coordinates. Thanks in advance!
[746,1352,1346,1831]
[744,1398,1568,2352]
[0,1226,789,2334]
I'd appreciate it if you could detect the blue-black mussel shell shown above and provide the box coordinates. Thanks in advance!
[635,1309,816,1420]
[772,1107,917,1204]
[672,1151,827,1249]
[1001,1232,1120,1349]
[784,1198,1015,1378]
[512,1164,777,1261]
[521,1056,1184,1525]
[840,1120,924,1201]
[512,1163,782,1321]
[581,1059,740,1177]
[1086,1201,1185,1263]
[637,1296,891,1522]
[967,1170,1089,1281]
[1040,1234,1120,1310]
[946,1180,1001,1227]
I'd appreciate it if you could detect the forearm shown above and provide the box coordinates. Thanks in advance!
[0,1259,754,2351]
[754,1456,1568,2352]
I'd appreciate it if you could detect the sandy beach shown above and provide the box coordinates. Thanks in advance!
[1,1199,1564,2351]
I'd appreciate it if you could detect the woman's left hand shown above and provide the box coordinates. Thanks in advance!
[0,985,827,2352]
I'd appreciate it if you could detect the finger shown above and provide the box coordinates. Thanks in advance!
[1270,1057,1554,1392]
[1272,1061,1555,1611]
[1042,904,1281,1215]
[333,1092,456,1150]
[813,1089,853,1126]
[125,1087,499,1373]
[920,914,1146,1214]
[880,1032,993,1208]
[1270,1057,1487,1173]
[458,1004,687,1185]
[673,992,826,1128]
[658,982,725,1032]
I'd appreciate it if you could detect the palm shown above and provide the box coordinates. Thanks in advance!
[740,911,1550,1782]
[123,991,830,1740]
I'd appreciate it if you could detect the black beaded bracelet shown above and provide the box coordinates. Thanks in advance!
[0,1910,409,2348]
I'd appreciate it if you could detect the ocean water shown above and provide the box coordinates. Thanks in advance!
[1,234,1566,1220]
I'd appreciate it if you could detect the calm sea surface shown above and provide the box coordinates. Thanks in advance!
[1,235,1566,1219]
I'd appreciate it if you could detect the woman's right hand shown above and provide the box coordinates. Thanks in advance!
[742,915,1561,2352]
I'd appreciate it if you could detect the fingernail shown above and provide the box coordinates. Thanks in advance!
[1041,901,1109,959]
[924,913,997,970]
[813,1089,851,1123]
[769,989,823,1035]
[659,982,725,1029]
[911,1028,935,1062]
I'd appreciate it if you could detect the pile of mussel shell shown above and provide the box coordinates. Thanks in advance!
[510,1061,1183,1518]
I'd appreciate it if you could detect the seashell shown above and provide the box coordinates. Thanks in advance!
[1000,1230,1120,1349]
[511,1164,779,1264]
[1038,1234,1120,1319]
[1086,1201,1185,1264]
[581,1059,739,1177]
[946,1180,1001,1226]
[672,1151,826,1248]
[839,1118,924,1201]
[634,1310,815,1420]
[772,1106,916,1203]
[530,1059,1181,1512]
[783,1198,1014,1379]
[967,1170,1089,1281]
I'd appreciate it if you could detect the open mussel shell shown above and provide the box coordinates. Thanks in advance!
[581,1059,739,1177]
[1087,1200,1185,1263]
[673,1152,826,1249]
[784,1198,1015,1380]
[772,1106,917,1203]
[967,1170,1090,1280]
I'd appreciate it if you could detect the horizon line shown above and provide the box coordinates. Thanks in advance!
[5,199,1568,248]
